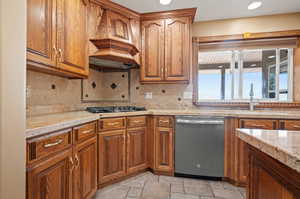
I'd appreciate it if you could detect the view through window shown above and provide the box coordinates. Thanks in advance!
[197,48,293,102]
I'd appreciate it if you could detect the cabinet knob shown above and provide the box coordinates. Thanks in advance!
[53,46,58,58]
[74,154,80,168]
[58,48,63,62]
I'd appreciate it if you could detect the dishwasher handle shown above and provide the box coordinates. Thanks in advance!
[176,119,224,125]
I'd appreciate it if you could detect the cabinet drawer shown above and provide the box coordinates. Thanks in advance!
[27,129,72,163]
[279,120,300,130]
[73,121,97,143]
[99,117,126,131]
[127,116,146,128]
[240,119,277,130]
[157,116,173,128]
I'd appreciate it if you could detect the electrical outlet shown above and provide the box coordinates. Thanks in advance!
[144,92,152,99]
[183,92,193,99]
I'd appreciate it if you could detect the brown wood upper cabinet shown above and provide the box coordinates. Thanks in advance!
[140,9,196,83]
[165,17,190,82]
[27,0,89,78]
[141,19,165,82]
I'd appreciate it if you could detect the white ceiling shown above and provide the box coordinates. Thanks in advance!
[112,0,300,21]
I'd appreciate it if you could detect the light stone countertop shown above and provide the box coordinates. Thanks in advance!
[26,111,100,138]
[237,128,300,173]
[26,109,300,139]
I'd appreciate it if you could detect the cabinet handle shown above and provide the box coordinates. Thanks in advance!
[53,46,58,58]
[69,157,75,171]
[81,129,94,134]
[161,67,164,74]
[58,48,63,62]
[293,125,300,128]
[107,122,120,126]
[250,124,265,128]
[74,154,79,168]
[160,120,169,123]
[132,120,143,123]
[43,139,63,148]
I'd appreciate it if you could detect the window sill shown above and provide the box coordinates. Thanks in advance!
[193,101,300,109]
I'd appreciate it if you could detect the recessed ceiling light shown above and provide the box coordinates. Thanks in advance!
[248,1,262,10]
[268,55,275,59]
[160,0,172,5]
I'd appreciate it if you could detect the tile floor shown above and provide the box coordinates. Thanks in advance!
[93,172,246,199]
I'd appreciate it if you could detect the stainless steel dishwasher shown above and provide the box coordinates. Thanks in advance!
[175,116,224,178]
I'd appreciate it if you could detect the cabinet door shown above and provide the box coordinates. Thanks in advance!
[141,19,165,82]
[165,17,190,82]
[27,0,56,69]
[73,137,97,199]
[27,149,73,199]
[127,127,148,174]
[155,127,174,173]
[98,130,126,184]
[56,0,88,76]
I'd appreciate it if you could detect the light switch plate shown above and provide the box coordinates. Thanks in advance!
[183,92,193,99]
[144,92,153,99]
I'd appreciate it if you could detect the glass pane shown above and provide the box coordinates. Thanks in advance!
[242,49,277,100]
[198,51,232,100]
[224,68,232,100]
[279,49,289,101]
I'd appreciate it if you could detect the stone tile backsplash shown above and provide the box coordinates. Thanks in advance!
[26,69,195,116]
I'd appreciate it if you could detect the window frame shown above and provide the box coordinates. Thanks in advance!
[192,41,299,109]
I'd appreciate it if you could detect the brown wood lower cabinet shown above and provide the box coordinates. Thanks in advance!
[97,116,149,185]
[127,127,148,174]
[26,121,97,199]
[27,149,73,199]
[225,118,279,187]
[248,145,299,199]
[225,118,300,188]
[153,116,174,175]
[73,137,97,199]
[98,130,126,184]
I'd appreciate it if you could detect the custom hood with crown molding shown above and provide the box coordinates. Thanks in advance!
[89,8,139,69]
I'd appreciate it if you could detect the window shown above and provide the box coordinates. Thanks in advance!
[197,48,294,102]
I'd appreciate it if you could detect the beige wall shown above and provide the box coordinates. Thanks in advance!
[192,13,300,37]
[0,0,26,198]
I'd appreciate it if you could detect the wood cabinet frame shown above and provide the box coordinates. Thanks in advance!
[248,145,300,199]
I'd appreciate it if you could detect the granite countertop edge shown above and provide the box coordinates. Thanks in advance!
[236,128,300,173]
[26,109,300,139]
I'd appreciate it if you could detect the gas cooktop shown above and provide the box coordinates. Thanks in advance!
[86,106,146,113]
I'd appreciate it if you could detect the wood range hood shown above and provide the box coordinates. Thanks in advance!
[89,9,139,69]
